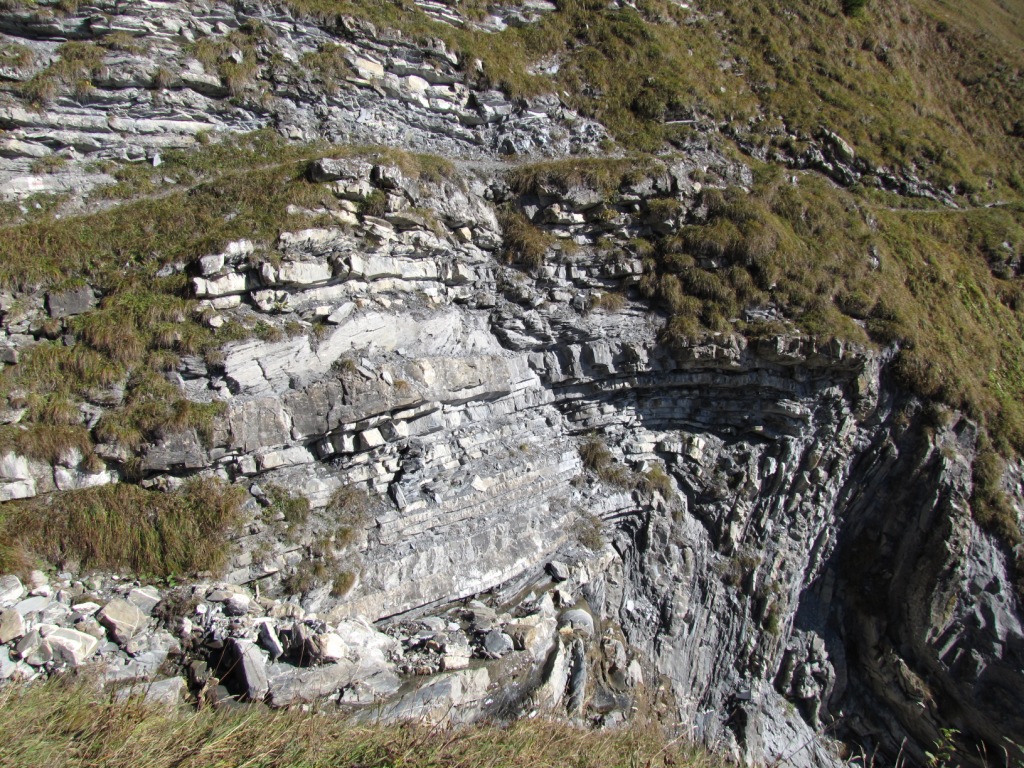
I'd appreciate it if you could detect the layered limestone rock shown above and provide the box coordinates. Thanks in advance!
[0,2,1019,766]
[0,0,605,203]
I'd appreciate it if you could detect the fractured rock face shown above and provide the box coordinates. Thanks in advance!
[0,3,1017,765]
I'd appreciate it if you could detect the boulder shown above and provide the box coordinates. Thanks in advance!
[547,561,571,582]
[505,617,556,661]
[16,630,49,666]
[308,158,373,183]
[311,632,348,663]
[558,608,594,637]
[224,594,251,617]
[482,629,514,658]
[143,676,187,705]
[98,598,146,644]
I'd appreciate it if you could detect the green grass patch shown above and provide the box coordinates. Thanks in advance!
[498,208,555,270]
[267,0,1024,196]
[0,132,370,459]
[0,479,245,579]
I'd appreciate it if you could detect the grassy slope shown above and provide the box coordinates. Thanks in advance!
[0,677,717,768]
[277,0,1024,193]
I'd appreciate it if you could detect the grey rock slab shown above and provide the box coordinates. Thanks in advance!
[0,608,25,644]
[367,667,491,725]
[98,598,147,645]
[257,621,285,661]
[45,627,100,667]
[143,676,187,706]
[567,638,587,716]
[535,640,569,710]
[230,638,270,702]
[267,661,356,708]
[128,587,161,615]
[14,595,51,616]
[46,286,95,318]
[0,574,24,606]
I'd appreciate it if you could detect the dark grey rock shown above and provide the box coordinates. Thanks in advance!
[46,286,95,318]
[229,638,270,702]
[547,561,570,582]
[482,629,514,658]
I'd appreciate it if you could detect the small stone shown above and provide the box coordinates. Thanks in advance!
[483,629,514,658]
[420,617,446,632]
[440,651,470,671]
[98,598,147,644]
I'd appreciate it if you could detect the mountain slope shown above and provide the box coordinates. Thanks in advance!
[0,1,1020,765]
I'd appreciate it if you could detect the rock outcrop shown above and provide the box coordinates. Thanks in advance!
[0,1,1020,767]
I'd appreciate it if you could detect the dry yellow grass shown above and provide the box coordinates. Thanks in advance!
[0,676,719,768]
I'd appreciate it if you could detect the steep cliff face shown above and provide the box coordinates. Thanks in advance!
[0,1,1021,766]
